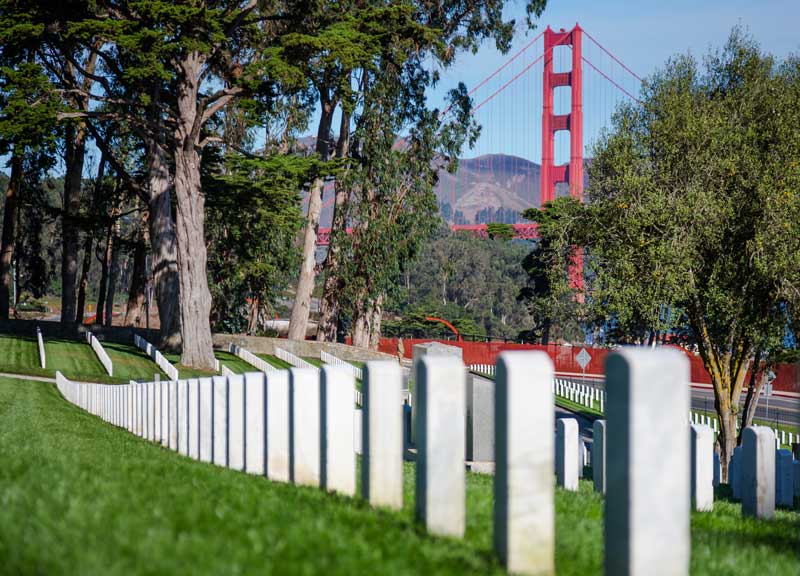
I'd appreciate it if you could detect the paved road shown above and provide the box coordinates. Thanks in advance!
[561,375,799,428]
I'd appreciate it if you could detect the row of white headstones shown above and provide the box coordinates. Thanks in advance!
[55,348,797,576]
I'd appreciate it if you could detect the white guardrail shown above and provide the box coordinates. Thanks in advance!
[86,331,113,376]
[227,344,279,373]
[274,347,319,373]
[320,351,363,380]
[133,334,179,380]
[36,326,46,369]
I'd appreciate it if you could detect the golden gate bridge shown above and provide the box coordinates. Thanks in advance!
[317,23,642,245]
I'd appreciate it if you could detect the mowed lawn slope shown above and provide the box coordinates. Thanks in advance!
[103,342,168,382]
[0,335,44,377]
[1,377,798,575]
[0,335,173,384]
[44,339,110,381]
[216,350,260,374]
[256,353,293,370]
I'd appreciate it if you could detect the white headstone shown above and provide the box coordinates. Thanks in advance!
[153,381,162,442]
[188,379,200,459]
[137,383,145,437]
[290,368,321,487]
[127,385,134,433]
[245,372,266,475]
[265,370,290,482]
[353,408,363,455]
[160,380,169,447]
[794,460,800,507]
[493,352,555,575]
[320,366,355,495]
[774,449,793,508]
[177,380,189,455]
[556,418,579,491]
[604,348,690,576]
[741,426,775,519]
[228,374,245,471]
[411,342,463,444]
[212,376,228,466]
[362,361,403,509]
[199,378,213,463]
[730,446,742,499]
[147,382,156,441]
[168,380,178,451]
[415,355,466,538]
[593,419,606,493]
[690,424,714,511]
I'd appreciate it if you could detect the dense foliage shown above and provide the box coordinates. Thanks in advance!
[385,228,533,339]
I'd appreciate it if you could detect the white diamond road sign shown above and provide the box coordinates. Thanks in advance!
[576,348,592,370]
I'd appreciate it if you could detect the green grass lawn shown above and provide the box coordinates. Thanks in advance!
[1,376,798,575]
[303,356,324,368]
[0,334,164,384]
[216,350,260,374]
[0,334,45,377]
[103,342,167,382]
[162,352,217,379]
[45,339,111,382]
[255,353,293,370]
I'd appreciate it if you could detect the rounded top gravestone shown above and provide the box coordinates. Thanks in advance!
[412,342,464,363]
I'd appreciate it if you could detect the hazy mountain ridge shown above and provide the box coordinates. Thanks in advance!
[304,153,546,226]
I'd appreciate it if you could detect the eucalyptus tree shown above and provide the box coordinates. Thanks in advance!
[311,0,549,344]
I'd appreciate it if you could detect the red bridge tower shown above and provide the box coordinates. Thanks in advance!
[540,24,583,203]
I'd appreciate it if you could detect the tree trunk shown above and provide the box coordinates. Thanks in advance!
[76,154,106,323]
[352,295,383,349]
[173,142,216,369]
[368,295,383,350]
[247,296,259,335]
[95,220,114,325]
[717,398,738,485]
[741,351,769,432]
[146,128,181,349]
[317,109,351,342]
[288,98,335,341]
[124,213,148,327]
[170,51,215,368]
[351,302,371,348]
[104,231,121,327]
[0,154,22,319]
[692,313,752,483]
[61,121,88,323]
[75,233,93,324]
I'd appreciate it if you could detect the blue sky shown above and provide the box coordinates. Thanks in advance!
[426,0,800,162]
[3,1,798,177]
